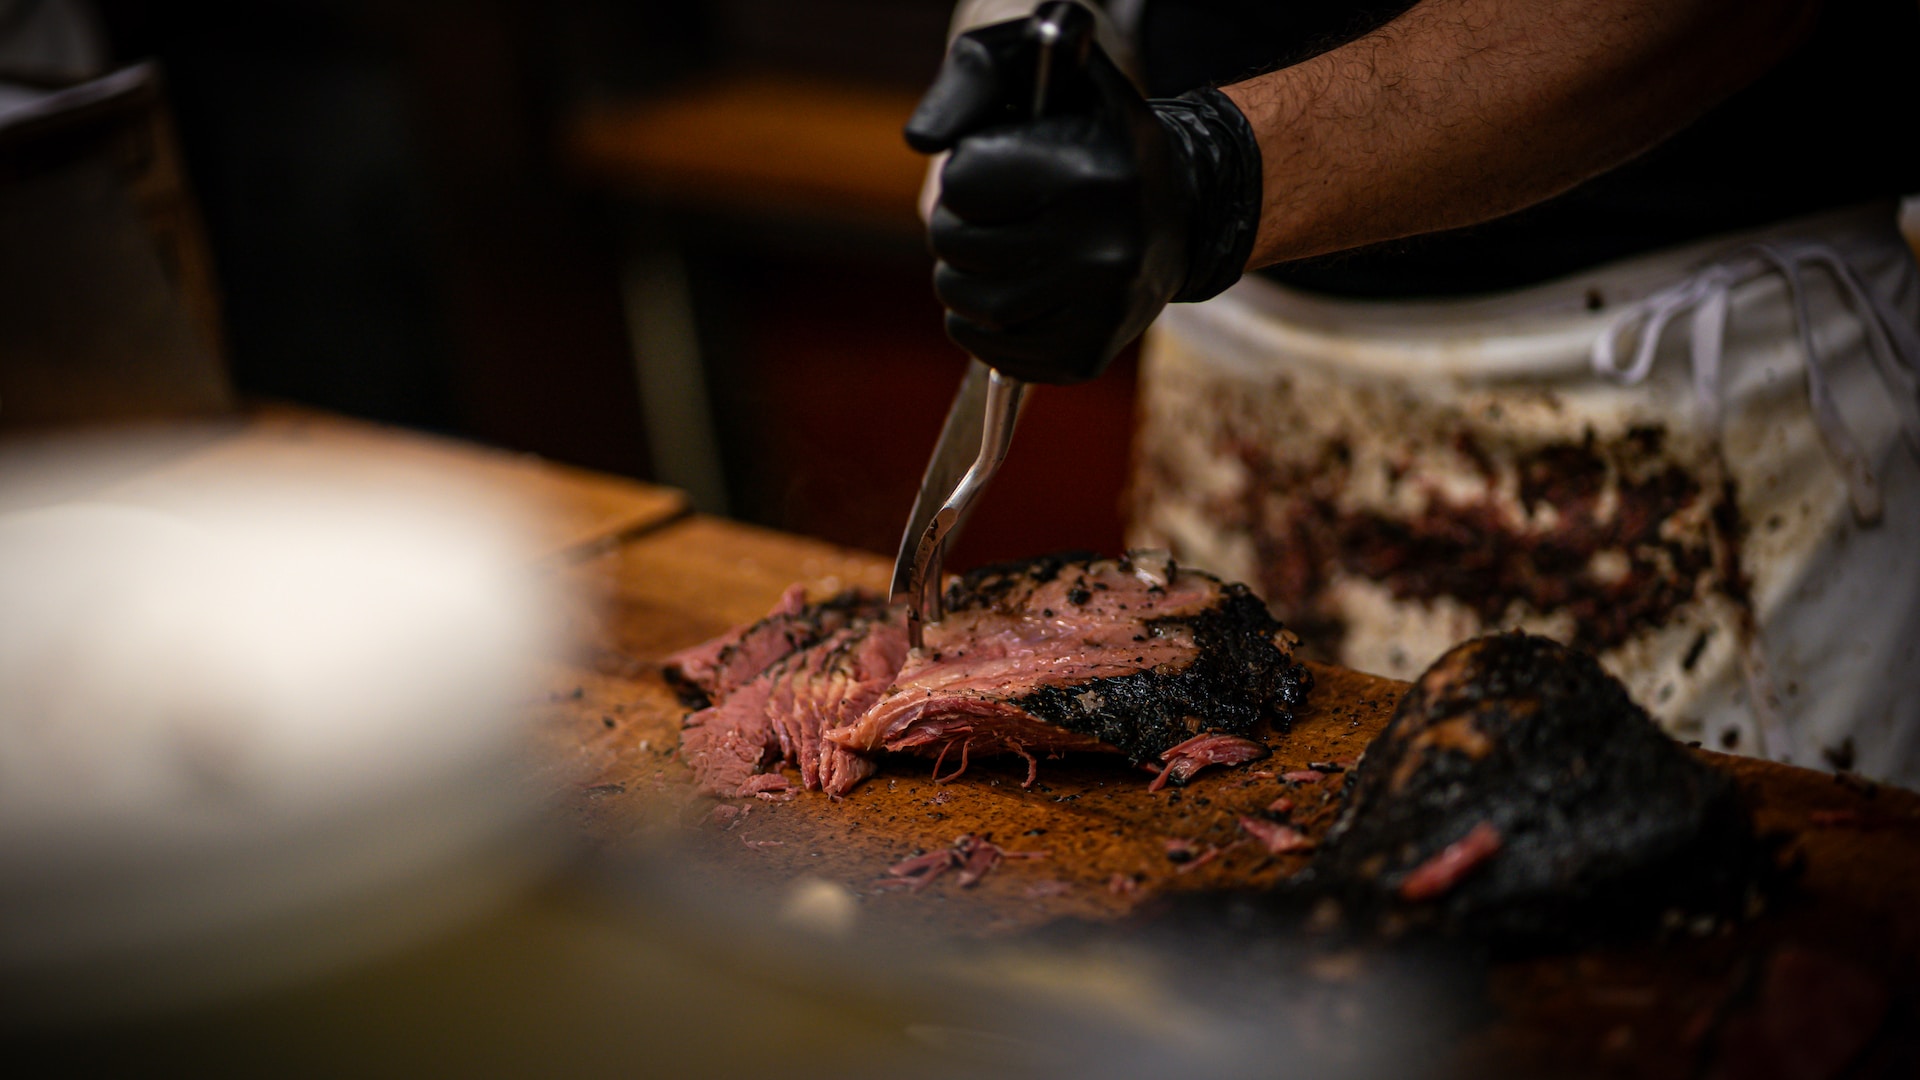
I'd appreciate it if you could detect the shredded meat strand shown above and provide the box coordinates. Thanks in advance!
[1239,815,1314,854]
[884,834,1051,891]
[1147,733,1271,792]
[1398,822,1504,902]
[931,737,975,783]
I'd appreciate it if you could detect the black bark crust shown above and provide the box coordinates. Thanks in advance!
[941,550,1098,611]
[661,666,713,710]
[1304,632,1780,949]
[942,553,1314,765]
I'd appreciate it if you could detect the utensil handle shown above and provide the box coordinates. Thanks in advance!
[1027,1,1096,119]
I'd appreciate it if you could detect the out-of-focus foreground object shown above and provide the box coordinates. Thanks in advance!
[0,409,624,1025]
[0,0,228,430]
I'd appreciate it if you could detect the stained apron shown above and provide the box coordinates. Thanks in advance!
[1129,202,1920,787]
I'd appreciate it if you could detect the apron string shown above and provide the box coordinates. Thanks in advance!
[1747,244,1884,525]
[1591,239,1920,527]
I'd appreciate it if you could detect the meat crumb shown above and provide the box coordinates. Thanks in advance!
[1108,873,1140,895]
[1239,816,1313,855]
[1148,733,1270,792]
[1173,841,1245,874]
[1282,769,1329,784]
[1267,797,1295,815]
[740,772,795,798]
[883,834,1050,891]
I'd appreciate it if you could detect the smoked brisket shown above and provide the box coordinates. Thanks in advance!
[1303,632,1776,946]
[668,552,1312,798]
[829,552,1309,768]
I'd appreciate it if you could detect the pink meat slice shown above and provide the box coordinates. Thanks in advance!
[763,617,909,796]
[825,554,1279,766]
[680,676,781,798]
[682,611,909,799]
[664,584,806,699]
[1146,733,1271,792]
[664,586,887,706]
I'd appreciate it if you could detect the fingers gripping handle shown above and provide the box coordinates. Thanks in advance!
[903,1,1098,152]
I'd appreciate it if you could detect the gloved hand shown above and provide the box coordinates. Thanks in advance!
[905,6,1264,385]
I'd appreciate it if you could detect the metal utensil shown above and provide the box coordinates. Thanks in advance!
[890,1,1093,649]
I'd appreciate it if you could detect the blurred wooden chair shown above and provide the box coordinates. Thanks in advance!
[0,61,231,432]
[563,72,926,514]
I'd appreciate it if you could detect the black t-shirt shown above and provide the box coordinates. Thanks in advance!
[1141,0,1920,298]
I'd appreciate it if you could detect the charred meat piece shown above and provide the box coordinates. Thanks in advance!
[826,552,1312,769]
[1307,632,1773,946]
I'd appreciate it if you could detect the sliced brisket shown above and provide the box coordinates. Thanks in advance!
[762,616,908,795]
[680,611,905,798]
[826,552,1312,768]
[663,586,888,708]
[674,552,1313,799]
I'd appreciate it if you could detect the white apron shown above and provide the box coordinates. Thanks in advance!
[1129,202,1920,787]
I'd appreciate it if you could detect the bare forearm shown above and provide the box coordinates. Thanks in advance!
[1221,0,1820,268]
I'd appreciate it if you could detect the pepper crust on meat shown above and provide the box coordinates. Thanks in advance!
[1304,632,1778,947]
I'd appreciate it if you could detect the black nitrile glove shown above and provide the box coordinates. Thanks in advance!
[905,8,1263,385]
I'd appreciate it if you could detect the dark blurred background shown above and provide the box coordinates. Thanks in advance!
[62,0,1135,564]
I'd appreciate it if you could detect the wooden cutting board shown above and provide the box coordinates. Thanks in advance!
[539,514,1408,926]
[536,511,1920,1077]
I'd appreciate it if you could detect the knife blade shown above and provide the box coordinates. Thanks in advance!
[890,357,991,606]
